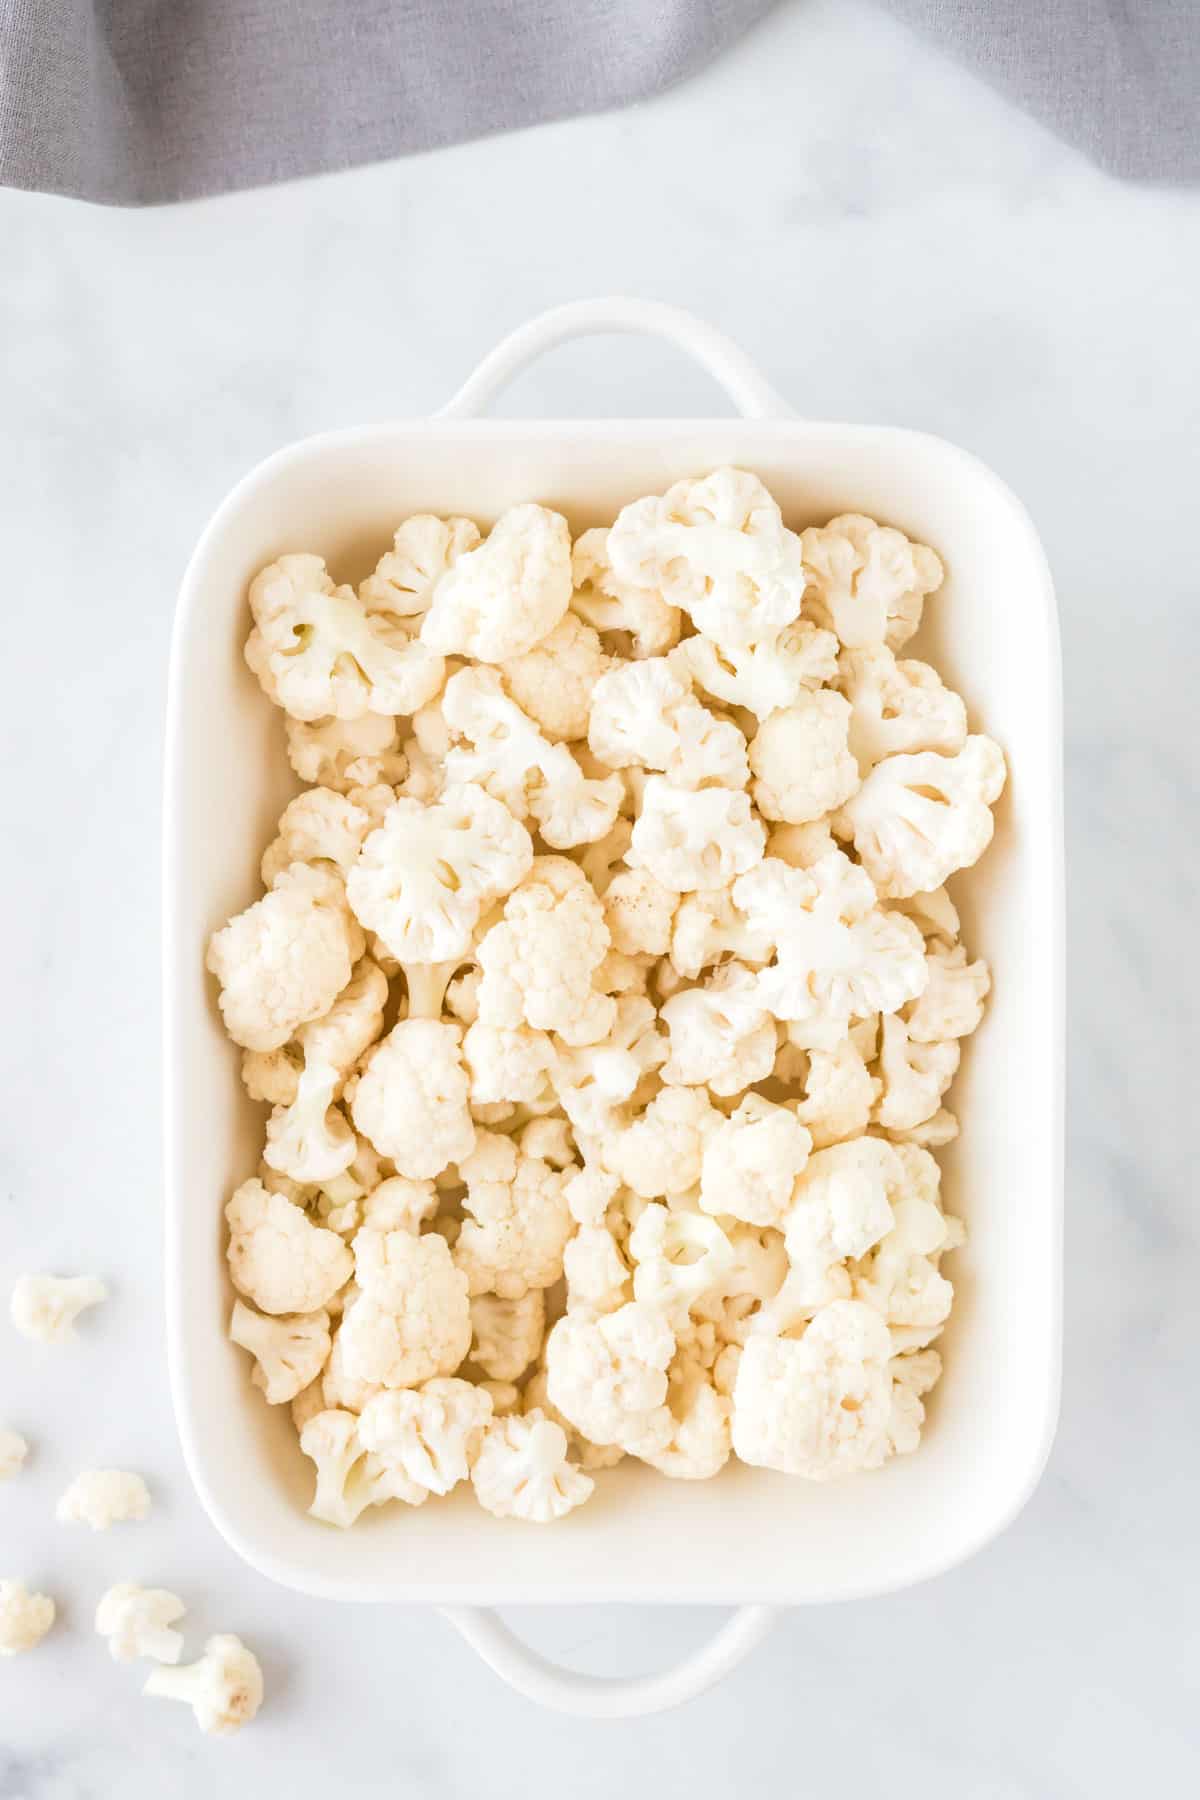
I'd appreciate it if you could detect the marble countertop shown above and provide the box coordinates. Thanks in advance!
[2,0,1197,1789]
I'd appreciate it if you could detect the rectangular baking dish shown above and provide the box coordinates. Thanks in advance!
[163,301,1062,1650]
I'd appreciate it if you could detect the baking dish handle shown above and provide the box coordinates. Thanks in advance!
[437,297,791,421]
[440,1603,777,1718]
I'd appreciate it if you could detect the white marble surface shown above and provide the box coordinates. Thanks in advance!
[2,0,1198,1787]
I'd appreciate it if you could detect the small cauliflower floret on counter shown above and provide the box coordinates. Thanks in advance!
[229,1299,331,1404]
[660,963,776,1097]
[226,1179,353,1315]
[676,617,838,719]
[760,1137,902,1332]
[838,645,967,774]
[889,1347,944,1455]
[0,1581,56,1656]
[833,735,1006,900]
[454,1131,574,1299]
[668,885,771,978]
[346,783,532,966]
[732,1300,895,1478]
[475,856,616,1048]
[546,1301,675,1460]
[57,1469,151,1531]
[10,1273,107,1344]
[629,776,765,894]
[854,1153,964,1352]
[349,1019,475,1179]
[874,1013,961,1132]
[285,712,408,794]
[357,1378,492,1497]
[471,1290,545,1380]
[360,514,481,618]
[246,552,444,721]
[608,468,805,649]
[144,1633,264,1737]
[793,1033,881,1149]
[340,1228,471,1388]
[801,514,943,652]
[260,786,374,888]
[420,503,572,662]
[0,1429,28,1480]
[471,1411,594,1522]
[498,612,612,742]
[604,867,677,958]
[462,1021,556,1107]
[699,1094,812,1228]
[553,995,667,1138]
[562,1226,631,1319]
[749,689,860,823]
[904,941,990,1043]
[300,1406,424,1522]
[207,863,363,1052]
[606,1084,720,1199]
[95,1583,186,1664]
[628,1204,735,1327]
[570,526,681,658]
[262,1053,355,1185]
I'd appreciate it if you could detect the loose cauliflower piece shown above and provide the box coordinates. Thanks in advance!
[470,1290,545,1380]
[793,1035,881,1148]
[607,1085,720,1199]
[904,941,990,1042]
[226,1179,353,1315]
[229,1299,331,1404]
[358,1378,492,1496]
[660,963,776,1097]
[95,1583,186,1664]
[553,995,667,1137]
[263,1053,355,1185]
[0,1430,28,1480]
[562,1226,631,1319]
[801,514,944,652]
[570,526,682,658]
[462,1020,556,1107]
[471,1411,594,1522]
[628,1203,736,1327]
[0,1582,56,1656]
[732,1300,895,1478]
[454,1131,574,1299]
[421,503,572,662]
[604,867,677,957]
[546,1301,675,1459]
[10,1273,107,1344]
[699,1094,812,1228]
[285,712,408,794]
[675,617,838,719]
[833,735,1007,900]
[260,787,374,888]
[608,468,805,649]
[629,776,765,894]
[749,689,860,824]
[144,1633,264,1736]
[207,863,363,1052]
[340,1228,471,1387]
[360,514,481,617]
[56,1469,151,1531]
[300,1406,426,1523]
[475,856,616,1048]
[765,820,839,870]
[349,1019,475,1179]
[246,553,444,721]
[874,1013,961,1132]
[346,784,532,965]
[838,645,967,773]
[498,612,612,742]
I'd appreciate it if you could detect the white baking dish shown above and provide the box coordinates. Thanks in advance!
[163,298,1064,1716]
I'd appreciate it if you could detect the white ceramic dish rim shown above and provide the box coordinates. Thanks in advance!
[162,298,1064,1716]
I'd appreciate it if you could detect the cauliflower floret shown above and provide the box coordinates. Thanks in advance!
[462,1020,556,1107]
[320,1318,382,1414]
[663,699,750,790]
[732,1299,895,1478]
[359,514,481,617]
[838,645,967,773]
[246,553,444,720]
[801,514,943,652]
[296,956,389,1074]
[349,1019,474,1178]
[498,612,611,742]
[144,1633,264,1736]
[56,1469,151,1531]
[891,885,961,943]
[603,867,677,957]
[761,1138,903,1331]
[660,963,776,1097]
[641,1359,732,1480]
[260,787,374,888]
[608,469,805,649]
[699,1094,812,1227]
[833,735,1007,899]
[595,948,654,997]
[454,1131,575,1299]
[263,1054,355,1185]
[884,1108,959,1149]
[338,1228,471,1387]
[420,503,571,662]
[628,1203,736,1326]
[95,1584,186,1665]
[562,1226,631,1318]
[226,1179,353,1315]
[553,995,667,1137]
[587,657,690,771]
[475,856,616,1048]
[793,1035,881,1148]
[445,964,481,1025]
[749,689,860,823]
[346,784,532,964]
[0,1582,56,1656]
[765,820,839,869]
[207,864,363,1052]
[229,1299,331,1404]
[563,1163,621,1228]
[545,1301,676,1459]
[0,1430,28,1480]
[10,1273,107,1344]
[470,1290,545,1380]
[357,1378,492,1495]
[675,617,838,718]
[576,816,634,896]
[888,1347,944,1455]
[853,1156,963,1352]
[668,885,772,978]
[360,1176,438,1234]
[517,1115,577,1169]
[285,713,409,794]
[874,1013,960,1132]
[471,1411,594,1522]
[570,527,681,658]
[629,777,765,893]
[300,1407,424,1523]
[904,941,990,1042]
[241,1043,302,1105]
[606,1085,720,1199]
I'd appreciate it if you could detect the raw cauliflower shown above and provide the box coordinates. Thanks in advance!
[660,963,776,1097]
[749,689,860,823]
[56,1468,151,1531]
[338,1228,471,1388]
[10,1273,107,1344]
[834,735,1006,899]
[226,1179,353,1314]
[95,1583,186,1664]
[285,712,408,794]
[357,1378,491,1496]
[700,1094,812,1227]
[454,1131,575,1299]
[471,1411,594,1521]
[421,503,572,662]
[499,612,611,741]
[470,1290,546,1381]
[801,514,944,652]
[475,856,616,1048]
[732,1300,895,1478]
[0,1582,56,1656]
[349,1019,475,1179]
[229,1299,332,1404]
[571,526,681,658]
[207,864,363,1052]
[359,513,480,617]
[546,1301,676,1460]
[629,776,765,893]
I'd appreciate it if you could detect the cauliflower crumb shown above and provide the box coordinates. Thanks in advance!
[11,1273,107,1344]
[0,1429,28,1480]
[56,1469,152,1531]
[0,1581,56,1656]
